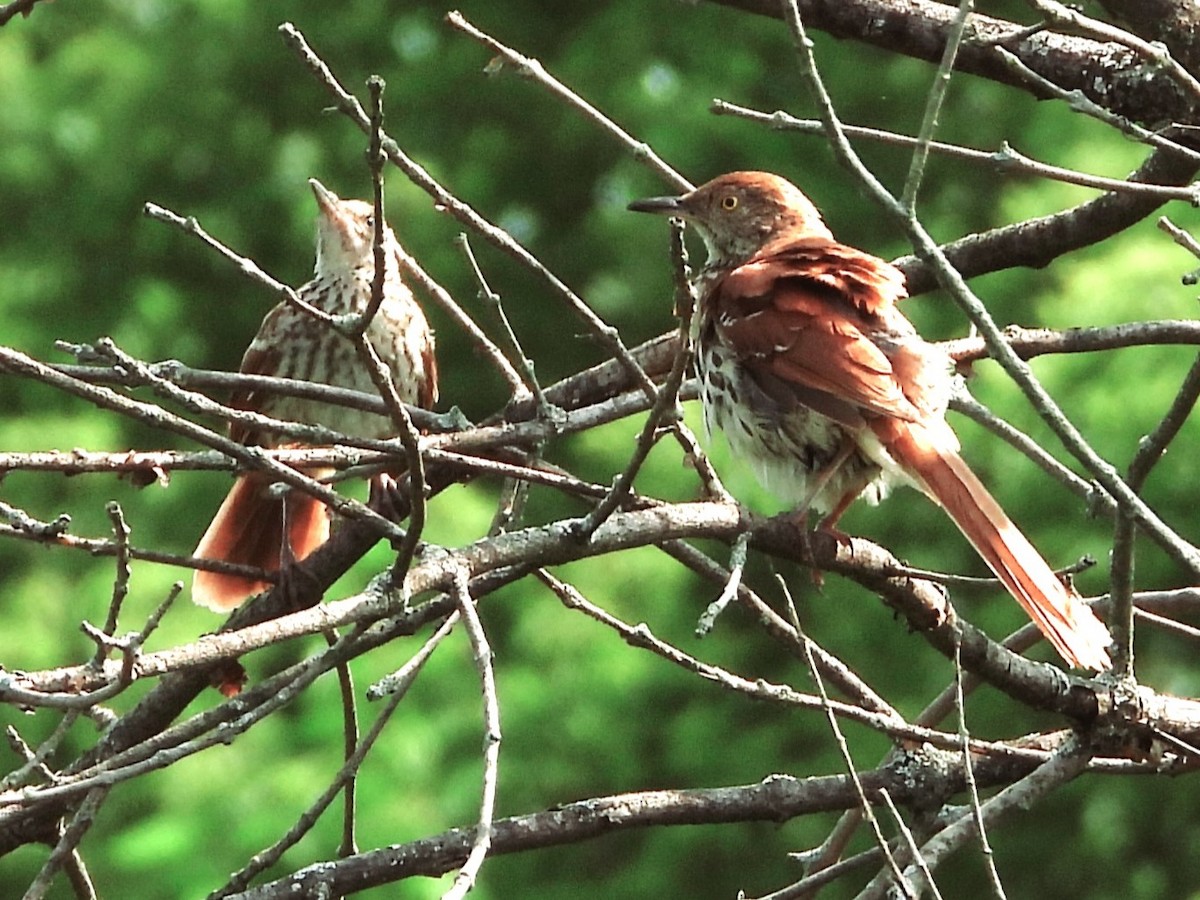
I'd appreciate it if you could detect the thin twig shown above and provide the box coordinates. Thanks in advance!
[759,843,889,898]
[61,846,98,900]
[2,722,67,791]
[948,392,1098,508]
[538,570,1042,769]
[694,531,750,636]
[902,0,974,210]
[357,77,427,576]
[1113,348,1200,671]
[24,787,111,900]
[661,220,730,502]
[1134,604,1200,642]
[711,100,1200,203]
[778,577,915,899]
[143,203,339,327]
[659,539,904,720]
[1123,355,1200,496]
[70,339,417,453]
[331,629,360,859]
[454,232,543,406]
[361,75,391,337]
[444,10,690,193]
[575,222,694,537]
[876,788,944,900]
[443,567,500,900]
[395,241,525,394]
[954,639,1007,899]
[97,501,132,657]
[36,355,449,430]
[1158,216,1200,278]
[994,47,1200,164]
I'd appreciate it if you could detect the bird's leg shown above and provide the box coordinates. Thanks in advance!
[278,487,299,568]
[276,487,320,611]
[788,438,860,583]
[817,485,866,542]
[793,437,859,529]
[275,560,324,613]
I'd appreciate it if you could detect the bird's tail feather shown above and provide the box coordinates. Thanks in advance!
[886,423,1112,671]
[192,472,330,612]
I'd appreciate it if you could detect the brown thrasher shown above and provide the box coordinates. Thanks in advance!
[192,180,437,611]
[629,171,1112,671]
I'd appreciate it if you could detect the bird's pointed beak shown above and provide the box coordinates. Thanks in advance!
[309,178,358,248]
[309,178,343,220]
[627,194,685,216]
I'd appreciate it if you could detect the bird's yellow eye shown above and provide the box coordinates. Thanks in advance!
[721,195,738,211]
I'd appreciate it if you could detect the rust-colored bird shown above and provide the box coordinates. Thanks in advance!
[192,180,437,611]
[629,171,1111,671]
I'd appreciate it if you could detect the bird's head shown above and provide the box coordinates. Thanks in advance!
[310,179,395,278]
[628,171,832,267]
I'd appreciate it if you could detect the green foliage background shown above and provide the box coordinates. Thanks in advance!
[2,1,1200,897]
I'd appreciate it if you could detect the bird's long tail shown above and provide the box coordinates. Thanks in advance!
[883,422,1112,671]
[192,471,330,611]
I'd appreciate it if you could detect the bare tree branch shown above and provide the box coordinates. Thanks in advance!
[708,0,1198,126]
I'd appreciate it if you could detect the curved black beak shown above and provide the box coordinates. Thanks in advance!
[627,194,685,216]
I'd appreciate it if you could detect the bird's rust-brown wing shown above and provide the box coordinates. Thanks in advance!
[711,238,935,426]
[418,336,439,411]
[226,306,288,446]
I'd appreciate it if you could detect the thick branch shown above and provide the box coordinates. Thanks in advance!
[1098,1,1200,74]
[227,744,1106,897]
[895,148,1199,295]
[709,0,1196,126]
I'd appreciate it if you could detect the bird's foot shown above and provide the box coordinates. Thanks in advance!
[368,472,408,523]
